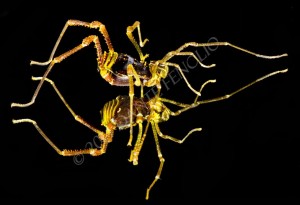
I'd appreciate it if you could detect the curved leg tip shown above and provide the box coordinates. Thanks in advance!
[30,59,52,66]
[10,101,34,108]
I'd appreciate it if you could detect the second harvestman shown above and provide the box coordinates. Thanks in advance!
[12,67,287,199]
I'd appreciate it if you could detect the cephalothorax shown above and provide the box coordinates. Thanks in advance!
[10,20,288,146]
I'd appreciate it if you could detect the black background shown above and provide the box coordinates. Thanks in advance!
[1,0,298,203]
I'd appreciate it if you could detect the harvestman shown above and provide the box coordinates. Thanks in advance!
[12,68,288,199]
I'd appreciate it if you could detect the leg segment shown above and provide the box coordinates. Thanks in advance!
[162,41,288,64]
[194,79,217,102]
[12,119,107,156]
[129,120,151,167]
[11,35,103,108]
[128,113,144,165]
[126,21,149,62]
[155,123,202,143]
[146,122,165,200]
[159,79,217,107]
[165,51,215,68]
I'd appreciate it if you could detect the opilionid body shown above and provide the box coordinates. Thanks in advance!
[12,67,288,199]
[11,20,288,147]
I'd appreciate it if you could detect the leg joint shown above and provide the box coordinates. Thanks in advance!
[90,21,104,28]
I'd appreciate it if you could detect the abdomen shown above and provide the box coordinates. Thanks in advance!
[101,95,150,130]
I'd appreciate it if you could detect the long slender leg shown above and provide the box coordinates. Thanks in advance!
[165,51,215,68]
[161,41,287,97]
[194,79,217,102]
[12,76,110,155]
[12,119,107,156]
[165,62,202,96]
[158,79,217,107]
[171,68,288,116]
[30,77,102,134]
[146,122,165,200]
[126,21,149,63]
[31,19,113,66]
[155,123,202,143]
[11,35,103,108]
[157,40,287,97]
[162,41,288,64]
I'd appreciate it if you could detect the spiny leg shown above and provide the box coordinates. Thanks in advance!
[31,19,113,66]
[172,68,288,115]
[11,35,103,108]
[12,118,107,156]
[161,41,288,67]
[126,64,143,146]
[129,120,151,166]
[126,64,136,146]
[126,21,149,63]
[146,122,165,200]
[128,113,144,165]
